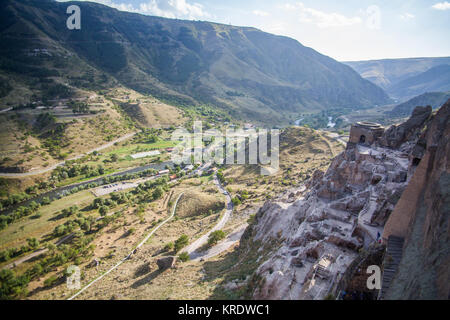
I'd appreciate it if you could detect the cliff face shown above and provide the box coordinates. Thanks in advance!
[241,101,449,300]
[384,101,449,300]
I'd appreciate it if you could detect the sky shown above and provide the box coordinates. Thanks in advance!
[58,0,450,61]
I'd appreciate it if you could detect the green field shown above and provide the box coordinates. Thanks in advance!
[0,190,95,252]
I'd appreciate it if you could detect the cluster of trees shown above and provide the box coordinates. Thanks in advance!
[53,219,85,237]
[0,269,29,300]
[133,128,160,144]
[174,234,189,253]
[26,233,94,293]
[41,125,69,159]
[68,101,90,114]
[35,112,56,129]
[0,230,95,299]
[0,168,163,231]
[0,201,41,231]
[52,163,106,182]
[0,192,31,209]
[0,238,40,263]
[59,205,79,219]
[91,191,130,216]
[129,176,170,205]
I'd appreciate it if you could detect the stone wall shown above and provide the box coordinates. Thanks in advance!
[349,122,384,146]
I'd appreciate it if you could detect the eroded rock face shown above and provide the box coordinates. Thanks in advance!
[383,100,450,300]
[378,105,432,149]
[242,103,444,300]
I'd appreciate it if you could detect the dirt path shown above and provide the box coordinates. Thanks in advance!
[2,232,75,270]
[325,132,348,147]
[68,192,184,300]
[0,132,136,177]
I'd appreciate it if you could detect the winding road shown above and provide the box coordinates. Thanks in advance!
[0,132,136,177]
[185,174,234,259]
[190,223,248,261]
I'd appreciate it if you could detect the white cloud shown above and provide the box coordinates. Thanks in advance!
[431,1,450,10]
[57,0,208,20]
[400,12,415,20]
[284,2,362,28]
[252,10,269,17]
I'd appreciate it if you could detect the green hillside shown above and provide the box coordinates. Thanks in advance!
[0,0,390,125]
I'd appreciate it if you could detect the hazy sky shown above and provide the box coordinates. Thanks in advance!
[59,0,450,61]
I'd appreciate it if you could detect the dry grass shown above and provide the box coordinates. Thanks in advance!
[175,190,224,218]
[108,88,186,128]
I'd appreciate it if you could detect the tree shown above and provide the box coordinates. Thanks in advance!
[208,230,226,246]
[231,197,241,206]
[152,186,164,200]
[110,154,119,162]
[41,197,51,205]
[99,206,108,216]
[174,234,189,252]
[26,238,39,250]
[164,242,174,252]
[178,252,190,262]
[0,269,29,300]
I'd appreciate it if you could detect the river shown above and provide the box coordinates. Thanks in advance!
[0,161,174,216]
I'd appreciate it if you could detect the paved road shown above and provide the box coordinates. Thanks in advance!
[185,174,234,259]
[68,192,184,300]
[0,132,136,177]
[0,107,13,114]
[190,223,248,261]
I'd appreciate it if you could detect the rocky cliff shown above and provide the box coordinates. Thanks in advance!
[383,100,449,300]
[238,100,449,300]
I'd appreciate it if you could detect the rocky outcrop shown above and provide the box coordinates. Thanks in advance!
[378,106,432,149]
[156,256,176,270]
[383,100,449,300]
[239,101,448,300]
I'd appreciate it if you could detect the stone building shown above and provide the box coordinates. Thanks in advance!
[348,122,384,146]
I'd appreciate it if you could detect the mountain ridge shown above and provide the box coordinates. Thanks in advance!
[0,0,390,125]
[344,57,450,101]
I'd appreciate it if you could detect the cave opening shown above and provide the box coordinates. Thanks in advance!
[412,157,421,166]
[359,135,366,144]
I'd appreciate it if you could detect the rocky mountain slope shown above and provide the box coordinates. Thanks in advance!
[237,100,449,299]
[387,91,450,118]
[388,65,450,101]
[0,0,389,124]
[344,57,450,101]
[382,100,449,299]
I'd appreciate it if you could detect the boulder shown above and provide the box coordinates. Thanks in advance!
[157,256,177,270]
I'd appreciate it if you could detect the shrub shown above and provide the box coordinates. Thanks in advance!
[231,197,241,206]
[43,275,59,288]
[174,234,189,252]
[164,242,174,252]
[208,230,226,246]
[178,252,190,262]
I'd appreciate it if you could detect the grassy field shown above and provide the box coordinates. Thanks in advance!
[0,190,95,252]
